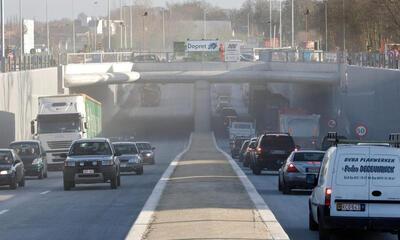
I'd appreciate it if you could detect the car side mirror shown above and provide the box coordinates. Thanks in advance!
[60,153,68,159]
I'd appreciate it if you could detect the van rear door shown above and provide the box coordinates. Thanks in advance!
[368,147,400,218]
[331,147,369,217]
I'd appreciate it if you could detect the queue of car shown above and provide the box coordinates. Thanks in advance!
[232,131,400,240]
[0,137,156,191]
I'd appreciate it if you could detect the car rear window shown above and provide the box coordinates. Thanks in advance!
[260,135,295,150]
[293,152,325,162]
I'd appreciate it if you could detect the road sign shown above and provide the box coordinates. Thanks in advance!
[355,125,368,137]
[224,41,241,62]
[328,119,337,128]
[186,40,219,52]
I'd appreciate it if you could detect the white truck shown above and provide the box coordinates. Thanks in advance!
[279,113,320,149]
[229,122,256,140]
[31,94,102,169]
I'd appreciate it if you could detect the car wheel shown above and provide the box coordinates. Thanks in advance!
[309,206,318,231]
[110,174,118,189]
[63,179,73,191]
[318,210,331,240]
[117,173,121,187]
[252,162,262,175]
[137,167,144,175]
[9,176,17,190]
[19,175,25,187]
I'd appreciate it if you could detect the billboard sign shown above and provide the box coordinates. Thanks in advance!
[224,41,241,62]
[23,19,34,54]
[186,40,219,52]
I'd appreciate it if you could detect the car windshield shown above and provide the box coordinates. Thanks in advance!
[37,114,80,134]
[69,142,112,156]
[136,143,152,151]
[113,144,138,155]
[293,152,325,162]
[9,143,40,157]
[261,135,295,151]
[0,151,13,164]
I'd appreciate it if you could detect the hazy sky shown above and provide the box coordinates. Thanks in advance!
[5,0,247,21]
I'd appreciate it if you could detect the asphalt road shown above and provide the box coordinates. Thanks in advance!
[0,138,188,240]
[217,139,397,240]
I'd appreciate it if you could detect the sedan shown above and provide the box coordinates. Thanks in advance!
[136,142,155,165]
[113,142,144,175]
[0,149,25,189]
[278,150,325,194]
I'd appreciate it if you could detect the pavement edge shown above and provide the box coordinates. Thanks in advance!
[125,133,193,240]
[212,132,290,240]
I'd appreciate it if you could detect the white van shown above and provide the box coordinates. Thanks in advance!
[309,133,400,240]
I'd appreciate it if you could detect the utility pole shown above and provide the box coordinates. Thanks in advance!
[1,0,5,58]
[108,0,111,51]
[305,9,310,43]
[342,0,346,52]
[46,0,50,52]
[269,0,272,42]
[325,0,328,51]
[19,0,23,56]
[72,0,76,53]
[247,12,250,38]
[203,10,206,39]
[291,0,294,48]
[120,0,123,50]
[279,0,282,48]
[162,9,165,52]
[130,0,133,49]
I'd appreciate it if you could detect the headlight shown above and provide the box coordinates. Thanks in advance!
[102,159,114,166]
[64,161,76,167]
[32,158,43,165]
[145,153,152,157]
[0,170,10,175]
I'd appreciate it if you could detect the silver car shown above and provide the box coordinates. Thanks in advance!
[113,142,144,175]
[278,150,325,194]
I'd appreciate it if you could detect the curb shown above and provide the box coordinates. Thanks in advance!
[125,133,193,240]
[212,133,290,240]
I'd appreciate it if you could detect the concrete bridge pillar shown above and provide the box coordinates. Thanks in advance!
[194,81,211,132]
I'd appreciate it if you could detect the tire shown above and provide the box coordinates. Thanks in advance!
[9,176,17,190]
[136,167,144,175]
[252,162,262,175]
[117,173,121,187]
[318,211,331,240]
[19,175,25,187]
[110,174,118,189]
[63,179,73,191]
[309,207,318,231]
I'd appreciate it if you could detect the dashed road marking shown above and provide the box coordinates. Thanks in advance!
[40,191,51,195]
[0,209,9,215]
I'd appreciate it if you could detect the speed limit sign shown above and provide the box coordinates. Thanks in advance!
[355,125,368,138]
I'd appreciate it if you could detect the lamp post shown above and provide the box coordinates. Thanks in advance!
[279,0,282,48]
[203,9,207,39]
[247,12,250,38]
[142,11,148,51]
[72,0,76,53]
[291,0,294,48]
[19,0,23,56]
[1,0,5,58]
[120,0,123,50]
[342,0,346,52]
[45,0,49,52]
[325,0,328,51]
[162,8,165,52]
[130,0,133,49]
[269,0,272,42]
[305,8,310,43]
[108,0,111,51]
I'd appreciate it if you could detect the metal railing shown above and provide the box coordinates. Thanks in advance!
[0,54,58,72]
[347,52,400,69]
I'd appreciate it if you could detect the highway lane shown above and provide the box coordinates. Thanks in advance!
[217,139,397,240]
[0,138,188,240]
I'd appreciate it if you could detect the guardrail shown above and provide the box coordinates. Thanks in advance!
[0,54,58,73]
[347,52,400,69]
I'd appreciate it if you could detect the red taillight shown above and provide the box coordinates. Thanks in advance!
[256,147,262,154]
[325,188,332,207]
[287,163,299,173]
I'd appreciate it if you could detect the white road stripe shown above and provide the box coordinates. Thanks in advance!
[0,209,9,215]
[40,191,51,195]
[212,133,290,240]
[125,134,193,240]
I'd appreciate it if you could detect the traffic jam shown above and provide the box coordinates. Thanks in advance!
[218,91,400,240]
[0,94,156,191]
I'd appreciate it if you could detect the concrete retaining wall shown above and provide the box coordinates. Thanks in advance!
[0,68,59,141]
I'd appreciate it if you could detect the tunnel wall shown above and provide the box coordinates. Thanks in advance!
[0,68,60,141]
[338,66,400,140]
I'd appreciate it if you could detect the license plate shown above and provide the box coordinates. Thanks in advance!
[337,203,365,212]
[83,169,94,174]
[307,168,320,173]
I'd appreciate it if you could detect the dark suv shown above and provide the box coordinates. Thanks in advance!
[62,139,121,190]
[250,133,295,175]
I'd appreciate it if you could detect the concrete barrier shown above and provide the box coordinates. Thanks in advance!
[0,68,59,140]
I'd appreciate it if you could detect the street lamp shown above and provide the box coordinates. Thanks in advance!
[130,0,133,49]
[325,0,328,51]
[305,8,310,43]
[291,0,294,48]
[108,0,111,51]
[162,8,166,52]
[269,0,272,42]
[142,11,148,51]
[19,0,23,56]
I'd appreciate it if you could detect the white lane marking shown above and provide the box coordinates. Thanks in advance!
[125,134,193,240]
[0,209,9,215]
[40,191,51,195]
[212,133,290,240]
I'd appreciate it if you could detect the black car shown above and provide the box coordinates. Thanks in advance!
[62,139,121,190]
[0,149,25,189]
[250,133,295,175]
[238,140,250,162]
[230,137,248,159]
[10,140,48,179]
[136,142,155,164]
